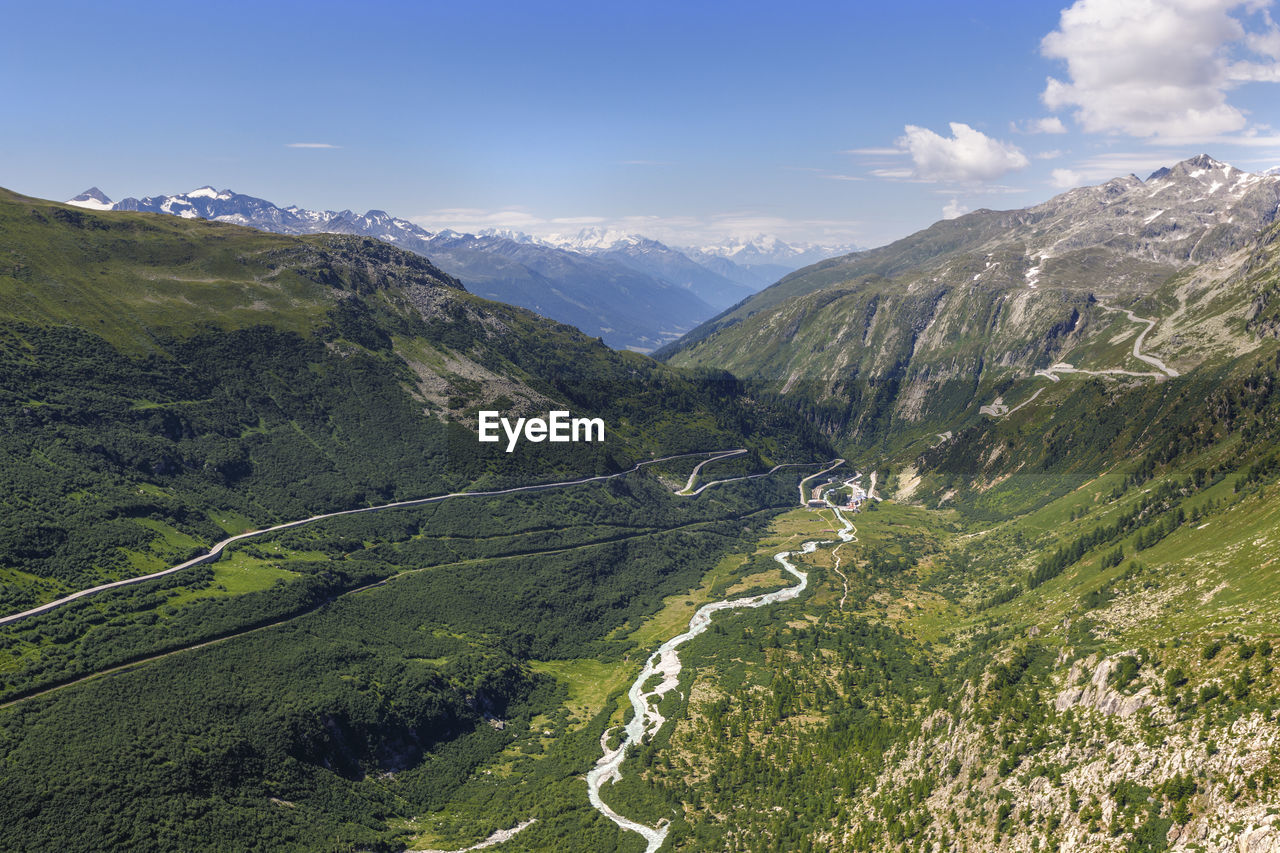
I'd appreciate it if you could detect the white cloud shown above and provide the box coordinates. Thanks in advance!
[1231,153,1280,167]
[942,198,970,219]
[1035,149,1065,159]
[931,185,1028,196]
[1041,0,1280,140]
[1050,168,1086,188]
[1234,8,1280,77]
[285,142,341,149]
[1015,117,1069,134]
[1142,132,1280,151]
[1246,10,1280,57]
[1229,59,1280,81]
[898,122,1030,182]
[1050,151,1172,183]
[412,207,547,232]
[550,216,607,226]
[786,165,866,181]
[868,167,916,179]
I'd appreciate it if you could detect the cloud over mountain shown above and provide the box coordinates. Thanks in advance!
[1041,0,1280,139]
[898,122,1030,182]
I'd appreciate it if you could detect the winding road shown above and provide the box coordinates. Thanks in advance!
[685,461,834,497]
[797,459,848,504]
[981,302,1177,419]
[0,452,842,709]
[0,449,807,628]
[678,449,747,494]
[1098,302,1179,378]
[585,475,857,851]
[980,387,1045,418]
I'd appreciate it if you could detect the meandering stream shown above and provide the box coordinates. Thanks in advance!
[585,493,857,851]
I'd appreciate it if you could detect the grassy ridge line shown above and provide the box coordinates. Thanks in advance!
[0,187,465,351]
[0,449,750,626]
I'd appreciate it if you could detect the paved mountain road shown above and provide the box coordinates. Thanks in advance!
[982,302,1177,419]
[0,450,772,627]
[678,448,747,493]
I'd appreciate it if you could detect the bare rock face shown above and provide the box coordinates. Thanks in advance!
[1054,653,1154,716]
[1237,823,1279,853]
[1017,155,1280,268]
[1186,809,1280,853]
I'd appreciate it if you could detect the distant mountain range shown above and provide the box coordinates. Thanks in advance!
[67,187,857,350]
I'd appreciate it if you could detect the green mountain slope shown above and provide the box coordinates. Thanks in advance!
[0,187,830,609]
[0,188,839,850]
[600,341,1280,851]
[598,158,1280,851]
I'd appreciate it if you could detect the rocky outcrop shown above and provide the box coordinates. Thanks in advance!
[1055,653,1155,716]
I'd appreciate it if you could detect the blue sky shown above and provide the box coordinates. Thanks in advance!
[4,0,1280,248]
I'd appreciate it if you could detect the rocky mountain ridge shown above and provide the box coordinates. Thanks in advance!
[664,155,1280,448]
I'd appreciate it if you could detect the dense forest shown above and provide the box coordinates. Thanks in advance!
[0,472,801,850]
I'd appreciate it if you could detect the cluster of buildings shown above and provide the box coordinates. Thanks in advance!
[807,479,868,511]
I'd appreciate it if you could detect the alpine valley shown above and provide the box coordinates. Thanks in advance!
[5,151,1280,853]
[66,187,856,353]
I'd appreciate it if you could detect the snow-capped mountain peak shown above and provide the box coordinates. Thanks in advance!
[476,228,538,244]
[65,187,114,210]
[696,234,784,259]
[538,227,645,251]
[186,186,230,200]
[684,234,860,268]
[976,155,1280,272]
[55,181,856,337]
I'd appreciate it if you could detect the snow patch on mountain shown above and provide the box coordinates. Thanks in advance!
[683,234,860,269]
[1018,154,1280,266]
[538,227,643,252]
[65,187,114,210]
